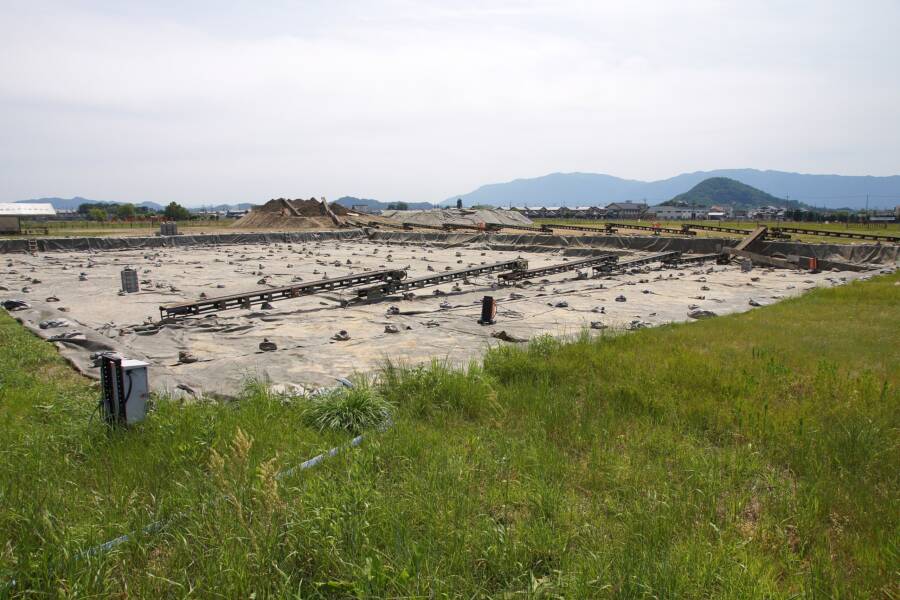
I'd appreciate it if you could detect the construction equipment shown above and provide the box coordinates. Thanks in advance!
[99,355,150,426]
[160,269,406,319]
[358,259,528,299]
[499,253,618,282]
[120,267,140,293]
[478,296,497,325]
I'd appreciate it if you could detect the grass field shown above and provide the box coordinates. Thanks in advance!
[536,219,900,244]
[1,272,898,597]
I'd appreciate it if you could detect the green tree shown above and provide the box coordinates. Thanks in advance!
[87,207,107,222]
[164,202,191,220]
[116,203,136,219]
[386,202,409,211]
[78,202,109,215]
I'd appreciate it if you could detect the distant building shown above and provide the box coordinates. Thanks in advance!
[652,206,709,220]
[39,208,81,221]
[749,206,786,220]
[605,202,648,219]
[0,203,56,234]
[869,210,896,222]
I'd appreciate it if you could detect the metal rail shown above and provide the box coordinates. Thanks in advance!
[538,222,694,236]
[595,251,681,273]
[357,259,529,299]
[605,222,696,236]
[539,223,616,235]
[160,269,407,319]
[669,252,725,266]
[770,226,899,243]
[444,222,547,234]
[367,220,406,230]
[499,253,618,282]
[493,224,547,233]
[683,223,790,239]
[400,222,448,231]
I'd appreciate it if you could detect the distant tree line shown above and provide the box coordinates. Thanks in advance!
[76,201,194,222]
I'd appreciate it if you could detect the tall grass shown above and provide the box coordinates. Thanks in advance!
[0,272,897,597]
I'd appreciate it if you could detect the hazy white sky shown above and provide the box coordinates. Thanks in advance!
[1,1,898,205]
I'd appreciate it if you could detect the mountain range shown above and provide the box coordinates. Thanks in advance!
[11,169,900,213]
[446,169,900,210]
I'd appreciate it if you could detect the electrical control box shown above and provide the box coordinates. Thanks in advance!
[100,356,150,425]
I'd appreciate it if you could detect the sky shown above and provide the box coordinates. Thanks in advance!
[1,0,898,206]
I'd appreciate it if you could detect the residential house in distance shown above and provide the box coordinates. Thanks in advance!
[571,206,606,219]
[749,206,787,220]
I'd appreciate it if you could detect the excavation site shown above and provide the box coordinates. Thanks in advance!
[2,221,896,398]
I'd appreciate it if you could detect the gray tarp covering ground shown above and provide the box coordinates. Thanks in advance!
[0,230,366,254]
[380,208,534,228]
[370,231,899,264]
[1,233,891,398]
[2,229,896,264]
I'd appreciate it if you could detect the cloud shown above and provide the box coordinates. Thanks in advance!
[1,0,898,204]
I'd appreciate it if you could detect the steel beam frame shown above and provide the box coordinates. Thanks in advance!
[357,259,529,299]
[499,253,618,282]
[770,226,898,243]
[594,251,681,274]
[160,269,407,319]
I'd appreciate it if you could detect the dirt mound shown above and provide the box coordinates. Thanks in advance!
[234,198,349,229]
[381,208,533,228]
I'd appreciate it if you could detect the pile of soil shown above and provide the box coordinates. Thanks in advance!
[234,198,349,229]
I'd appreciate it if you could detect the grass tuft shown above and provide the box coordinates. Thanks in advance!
[301,381,393,434]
